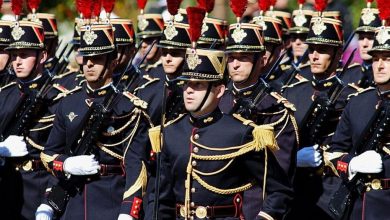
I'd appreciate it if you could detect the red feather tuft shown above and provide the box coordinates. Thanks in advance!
[27,0,41,12]
[197,0,215,13]
[0,0,3,10]
[378,0,390,22]
[258,0,270,12]
[298,0,305,4]
[314,0,327,12]
[187,6,206,43]
[93,0,102,18]
[137,0,147,10]
[11,0,23,16]
[366,0,374,3]
[269,0,276,6]
[102,0,115,14]
[76,0,94,19]
[167,0,182,16]
[229,0,248,18]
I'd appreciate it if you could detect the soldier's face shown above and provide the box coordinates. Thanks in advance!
[0,49,9,71]
[141,38,159,61]
[116,45,134,69]
[372,52,390,85]
[228,53,255,83]
[358,32,374,61]
[11,49,47,79]
[309,45,336,76]
[83,55,115,83]
[161,48,185,75]
[291,34,308,59]
[183,81,225,116]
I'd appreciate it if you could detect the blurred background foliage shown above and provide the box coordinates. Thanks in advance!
[19,0,376,38]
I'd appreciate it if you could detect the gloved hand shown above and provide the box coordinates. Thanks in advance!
[0,135,28,157]
[297,145,322,167]
[349,150,382,178]
[118,214,135,220]
[35,204,53,220]
[63,155,100,175]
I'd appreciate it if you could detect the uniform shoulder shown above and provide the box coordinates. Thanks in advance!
[133,74,161,93]
[347,86,375,100]
[0,81,17,92]
[122,91,148,110]
[268,91,296,111]
[52,67,79,80]
[348,62,361,69]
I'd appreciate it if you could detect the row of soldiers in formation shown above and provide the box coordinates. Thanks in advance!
[0,0,388,219]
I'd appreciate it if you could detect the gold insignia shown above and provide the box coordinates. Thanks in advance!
[195,206,207,219]
[253,16,267,31]
[203,117,213,123]
[294,12,307,27]
[29,83,38,89]
[67,112,78,122]
[377,27,390,45]
[371,179,382,190]
[187,50,202,70]
[138,16,149,31]
[201,22,209,35]
[83,29,98,45]
[232,24,247,43]
[243,91,252,96]
[174,13,184,22]
[324,82,333,87]
[312,17,327,36]
[362,9,375,25]
[11,23,25,40]
[98,90,107,96]
[164,22,178,40]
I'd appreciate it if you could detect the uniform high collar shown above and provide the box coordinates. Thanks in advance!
[312,75,339,91]
[378,88,390,100]
[86,82,115,98]
[189,107,223,128]
[17,72,49,94]
[232,79,266,98]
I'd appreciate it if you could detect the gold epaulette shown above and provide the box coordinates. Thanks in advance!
[348,62,361,69]
[0,81,16,92]
[280,64,292,71]
[52,83,70,93]
[133,75,160,93]
[145,60,162,72]
[52,67,79,80]
[122,91,148,109]
[282,73,309,89]
[123,162,148,199]
[298,62,310,69]
[269,92,296,111]
[53,85,82,101]
[347,86,375,99]
[232,113,256,126]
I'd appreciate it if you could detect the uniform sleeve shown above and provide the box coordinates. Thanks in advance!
[243,127,294,220]
[40,99,69,178]
[329,101,355,180]
[120,111,151,219]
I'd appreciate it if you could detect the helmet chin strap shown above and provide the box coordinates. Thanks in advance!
[194,82,213,113]
[234,52,262,85]
[20,50,41,83]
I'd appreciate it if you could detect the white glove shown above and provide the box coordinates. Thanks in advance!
[63,155,100,175]
[0,135,28,157]
[297,145,323,167]
[118,214,135,220]
[35,204,53,220]
[349,150,382,179]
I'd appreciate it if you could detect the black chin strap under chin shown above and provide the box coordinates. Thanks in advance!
[194,82,213,112]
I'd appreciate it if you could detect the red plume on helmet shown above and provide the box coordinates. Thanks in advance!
[27,0,41,13]
[102,0,115,14]
[11,0,23,17]
[77,0,94,19]
[187,6,206,47]
[0,0,3,10]
[314,0,327,13]
[258,0,270,13]
[269,0,276,10]
[137,0,147,14]
[93,0,102,19]
[229,0,248,22]
[378,0,390,25]
[167,0,182,16]
[197,0,215,14]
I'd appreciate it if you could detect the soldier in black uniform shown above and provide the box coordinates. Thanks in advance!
[220,18,298,219]
[0,19,71,220]
[283,14,358,219]
[328,12,390,220]
[0,20,15,87]
[155,43,293,220]
[39,22,152,220]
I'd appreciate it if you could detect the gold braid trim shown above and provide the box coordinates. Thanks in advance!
[30,124,53,132]
[123,113,142,161]
[193,159,235,176]
[149,125,161,153]
[192,145,255,160]
[192,171,253,195]
[26,136,44,150]
[102,109,138,136]
[53,86,82,101]
[0,82,16,91]
[97,144,123,160]
[324,150,346,177]
[123,162,148,199]
[40,152,59,172]
[289,113,300,147]
[133,76,160,93]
